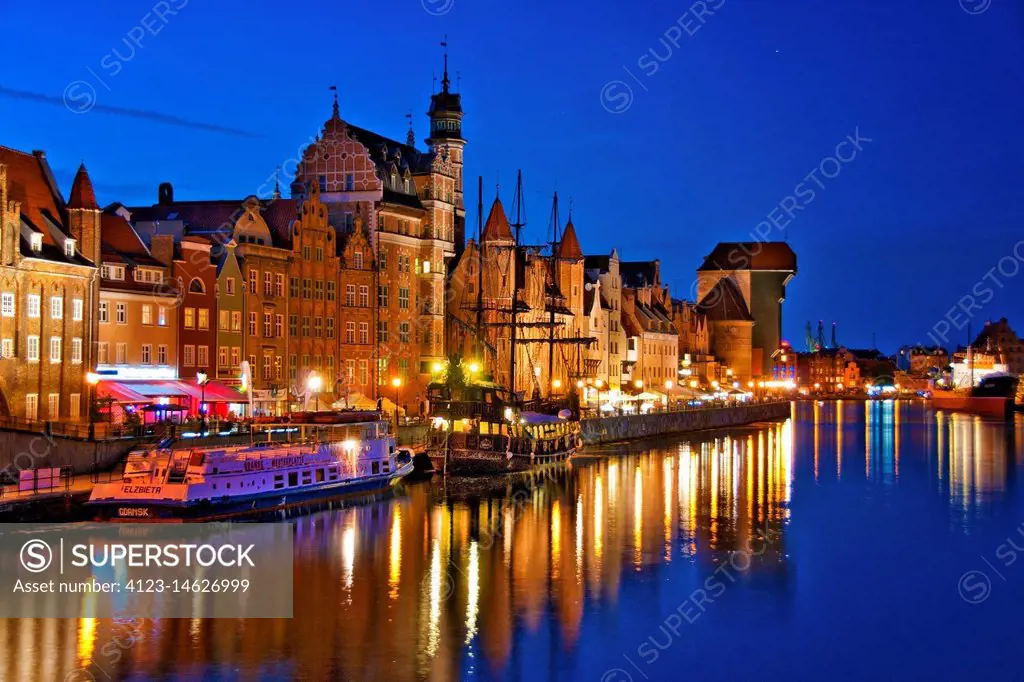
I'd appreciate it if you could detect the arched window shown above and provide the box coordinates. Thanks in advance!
[189,278,206,294]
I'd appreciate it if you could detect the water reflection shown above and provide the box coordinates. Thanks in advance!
[2,405,1023,681]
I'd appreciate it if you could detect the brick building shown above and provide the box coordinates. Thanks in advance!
[0,148,100,421]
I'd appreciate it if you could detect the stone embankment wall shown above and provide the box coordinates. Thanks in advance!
[0,430,141,476]
[581,401,792,446]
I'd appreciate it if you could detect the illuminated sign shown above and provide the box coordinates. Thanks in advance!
[96,365,178,381]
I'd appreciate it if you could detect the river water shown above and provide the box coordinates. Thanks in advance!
[2,400,1023,681]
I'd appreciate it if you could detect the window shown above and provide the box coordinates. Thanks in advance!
[359,286,369,307]
[263,353,272,380]
[315,247,324,262]
[219,346,228,368]
[301,316,310,337]
[25,394,38,421]
[275,355,283,380]
[288,315,298,336]
[303,279,311,299]
[326,318,335,339]
[378,250,387,270]
[198,345,209,367]
[49,337,61,363]
[116,302,127,324]
[97,342,108,364]
[198,308,209,330]
[249,269,258,294]
[183,345,195,366]
[27,295,40,318]
[101,264,125,280]
[71,338,82,364]
[249,312,258,336]
[354,252,363,269]
[26,336,39,362]
[378,321,388,343]
[158,306,167,326]
[141,344,152,364]
[359,360,368,385]
[315,281,324,300]
[345,173,354,191]
[345,322,355,344]
[264,271,272,296]
[184,307,195,329]
[1,293,14,317]
[314,318,323,338]
[231,311,241,331]
[423,260,431,274]
[264,313,272,337]
[377,358,388,384]
[226,277,236,295]
[142,304,153,325]
[378,285,389,308]
[399,322,410,344]
[115,343,127,364]
[346,285,355,306]
[289,354,297,380]
[302,246,311,261]
[275,273,285,297]
[399,288,409,310]
[219,310,230,330]
[50,296,63,320]
[0,338,12,359]
[158,344,168,365]
[290,277,299,298]
[69,394,80,420]
[359,322,369,345]
[64,240,75,258]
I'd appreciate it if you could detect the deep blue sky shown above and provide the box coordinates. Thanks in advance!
[2,0,1022,353]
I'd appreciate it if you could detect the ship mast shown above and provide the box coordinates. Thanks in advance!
[476,176,484,363]
[509,170,526,402]
[547,192,561,389]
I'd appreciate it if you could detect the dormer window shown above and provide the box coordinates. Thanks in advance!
[29,234,42,253]
[64,240,76,258]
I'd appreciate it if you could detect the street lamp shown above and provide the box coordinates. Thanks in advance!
[86,371,100,442]
[391,377,402,426]
[552,378,562,392]
[634,379,643,389]
[196,370,208,434]
[307,372,322,412]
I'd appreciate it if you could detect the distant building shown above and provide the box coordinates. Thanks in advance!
[584,250,626,390]
[696,242,797,378]
[896,344,949,377]
[797,347,861,393]
[0,148,100,421]
[972,318,1023,376]
[619,260,678,391]
[214,241,244,384]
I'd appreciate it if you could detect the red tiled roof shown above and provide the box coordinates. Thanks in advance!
[482,198,513,242]
[0,146,64,244]
[697,277,754,322]
[101,211,153,259]
[68,163,99,210]
[556,219,583,260]
[698,242,797,272]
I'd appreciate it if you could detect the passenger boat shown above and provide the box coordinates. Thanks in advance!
[425,381,581,476]
[88,413,413,521]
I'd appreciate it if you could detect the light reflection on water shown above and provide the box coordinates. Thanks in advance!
[1,401,1022,681]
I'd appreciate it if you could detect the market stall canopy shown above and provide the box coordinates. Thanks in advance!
[96,382,150,404]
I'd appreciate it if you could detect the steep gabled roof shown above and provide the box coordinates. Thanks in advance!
[68,163,99,210]
[697,277,754,322]
[481,197,513,242]
[584,254,610,272]
[556,219,583,260]
[698,242,797,272]
[0,146,65,244]
[100,211,164,267]
[620,260,659,288]
[128,198,298,249]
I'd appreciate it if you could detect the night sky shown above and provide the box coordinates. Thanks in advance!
[2,0,1022,353]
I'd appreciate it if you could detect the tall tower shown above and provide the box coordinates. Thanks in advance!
[426,41,466,253]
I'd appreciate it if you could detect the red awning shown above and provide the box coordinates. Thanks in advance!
[178,380,246,402]
[97,382,150,403]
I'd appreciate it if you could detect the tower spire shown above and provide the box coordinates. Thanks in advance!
[405,112,415,147]
[440,36,450,93]
[273,166,281,200]
[329,85,339,119]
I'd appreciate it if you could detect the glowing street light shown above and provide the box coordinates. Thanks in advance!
[467,361,480,376]
[307,372,323,412]
[634,379,643,389]
[86,372,100,443]
[196,370,209,434]
[391,377,402,426]
[552,378,562,390]
[431,361,444,374]
[665,380,673,390]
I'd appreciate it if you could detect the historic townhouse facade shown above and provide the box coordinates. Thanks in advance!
[287,182,340,398]
[290,77,463,415]
[0,148,99,421]
[584,250,626,390]
[338,212,376,404]
[215,241,245,383]
[619,261,679,390]
[97,210,177,380]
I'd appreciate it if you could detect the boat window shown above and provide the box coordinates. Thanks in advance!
[288,472,298,487]
[316,468,325,483]
[302,471,312,485]
[372,461,380,475]
[382,461,390,473]
[274,474,284,490]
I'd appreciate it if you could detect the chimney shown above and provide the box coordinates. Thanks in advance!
[150,234,174,267]
[158,182,174,205]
